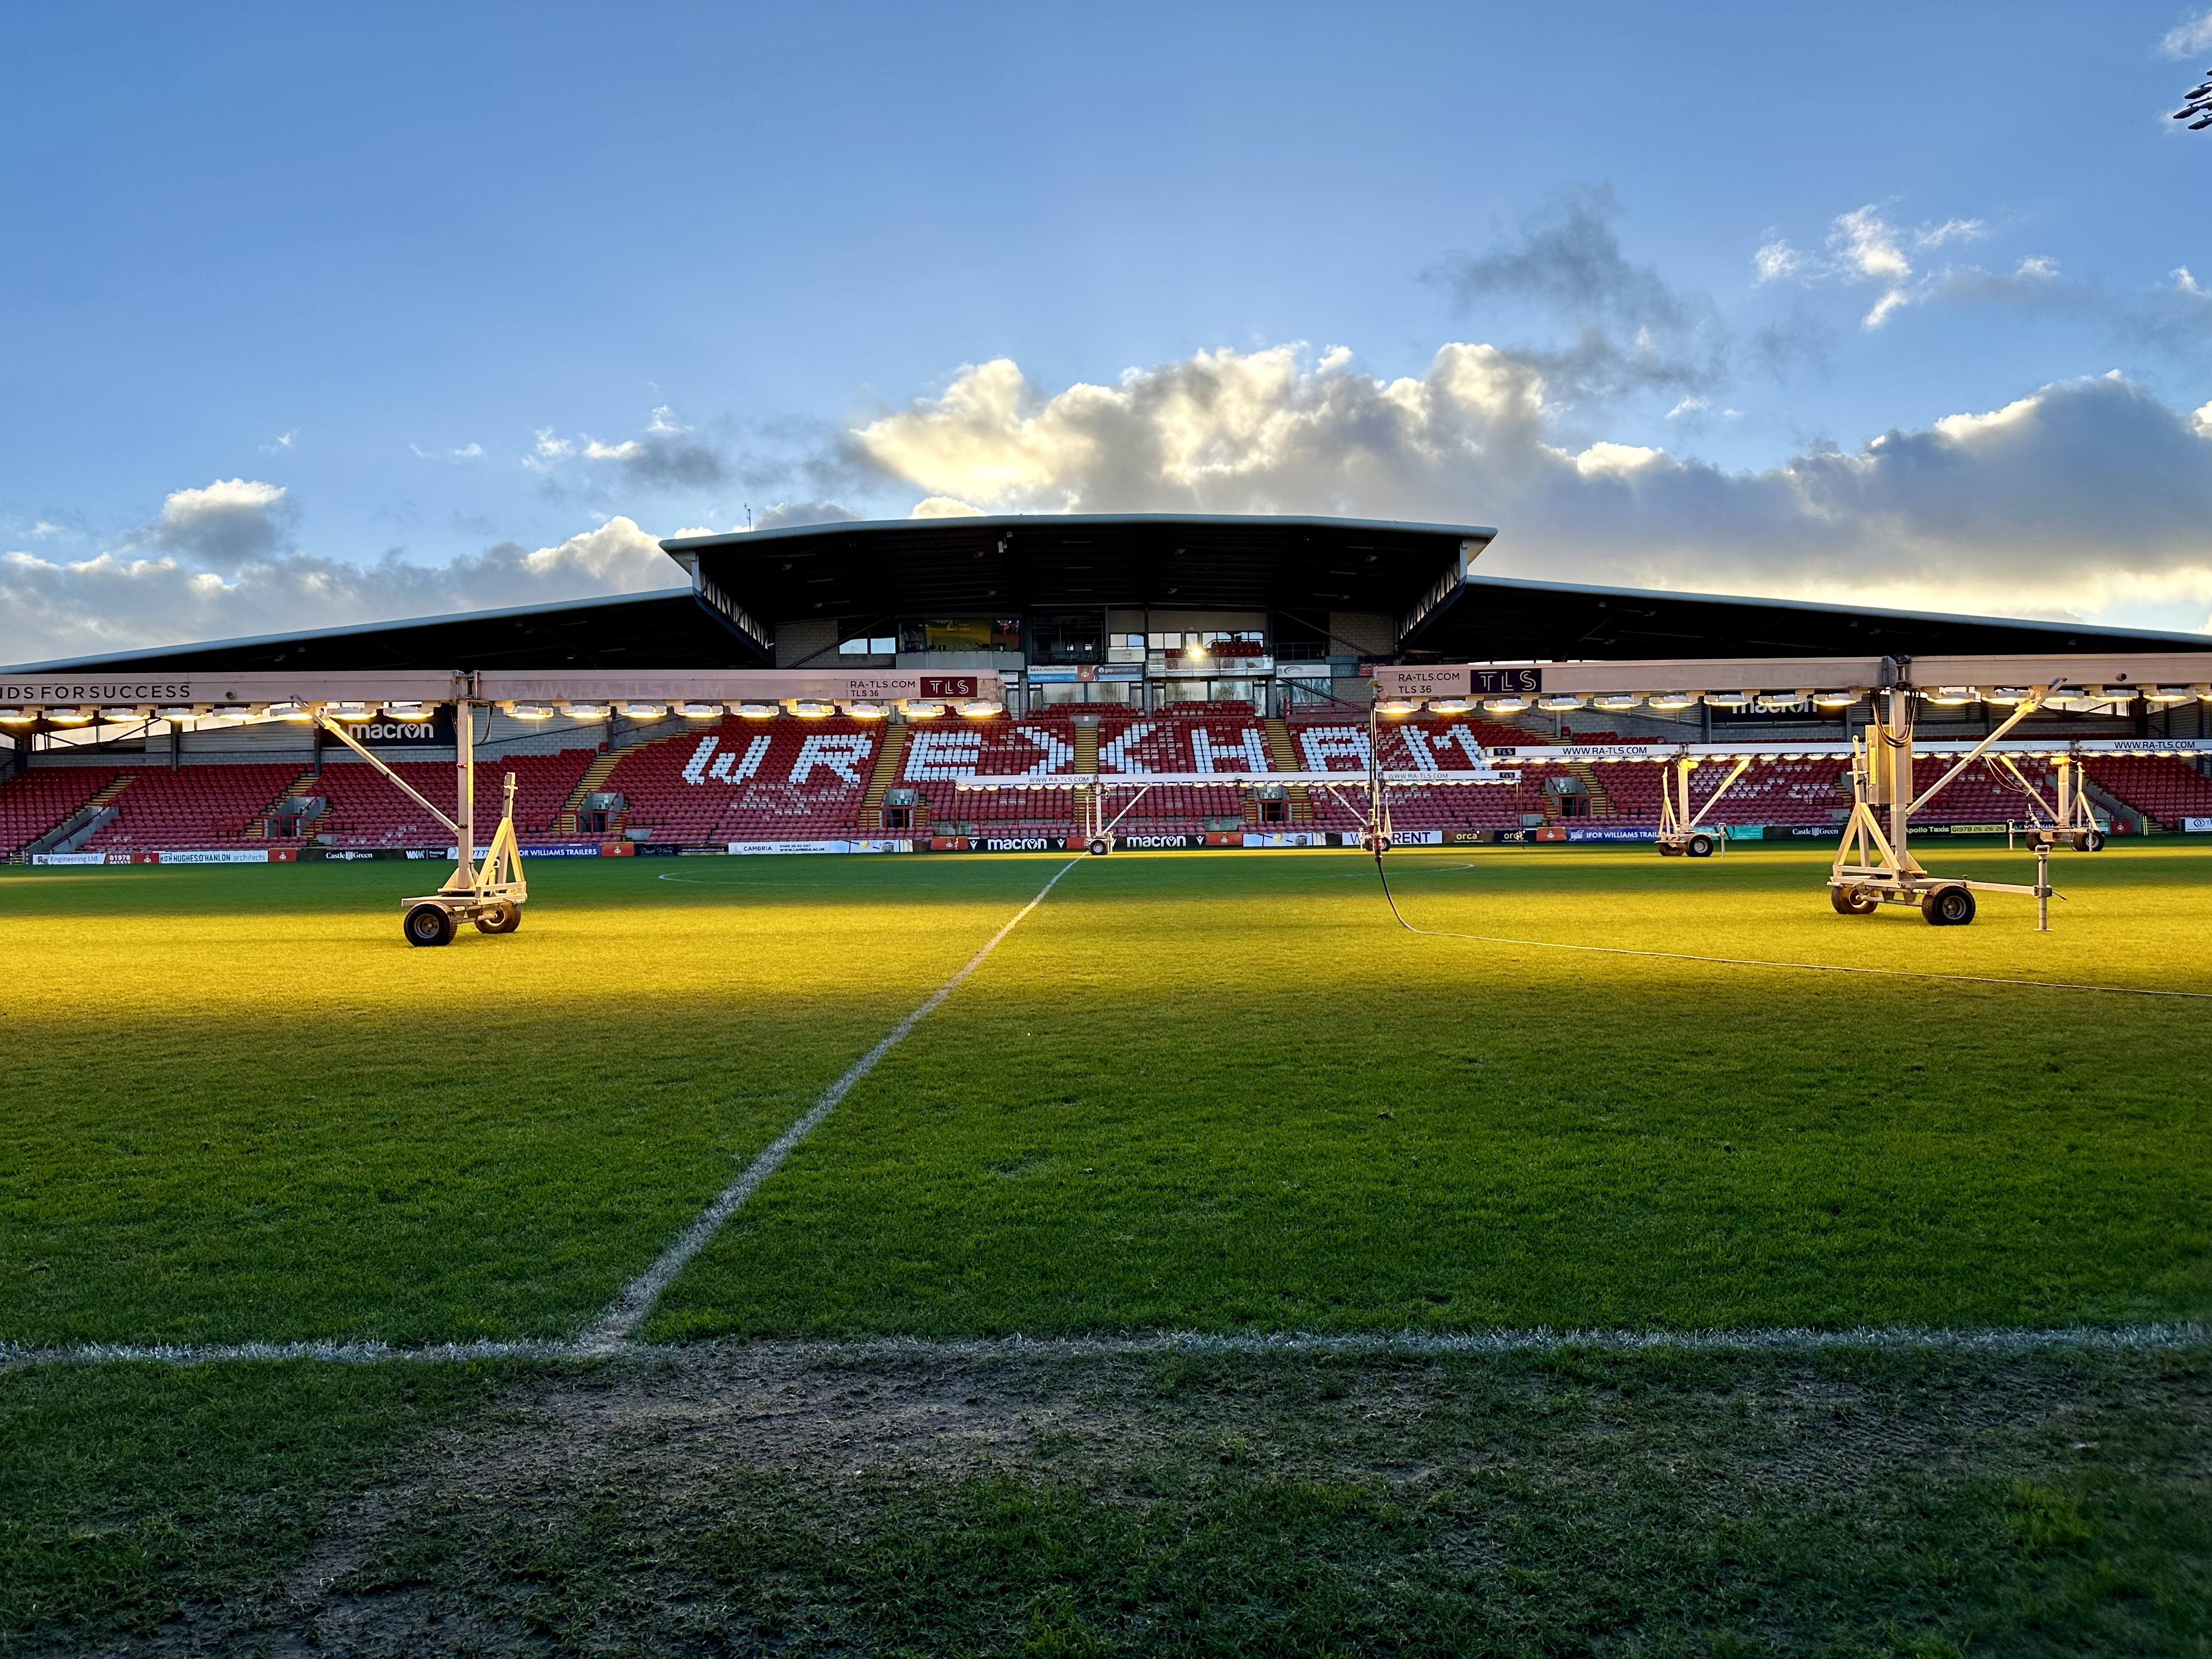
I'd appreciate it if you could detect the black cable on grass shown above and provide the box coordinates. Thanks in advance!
[1368,843,2212,1001]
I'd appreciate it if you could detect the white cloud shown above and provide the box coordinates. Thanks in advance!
[1752,240,1802,283]
[2160,9,2212,56]
[1754,204,2044,330]
[1914,217,1985,250]
[850,346,2212,622]
[911,495,986,517]
[583,438,645,461]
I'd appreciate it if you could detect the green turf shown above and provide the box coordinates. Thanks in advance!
[0,857,1064,1345]
[650,842,2212,1338]
[3,844,2209,1348]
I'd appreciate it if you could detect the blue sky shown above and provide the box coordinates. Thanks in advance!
[8,2,2212,661]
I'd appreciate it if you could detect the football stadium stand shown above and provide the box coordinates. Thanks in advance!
[2081,755,2212,828]
[6,710,2206,855]
[83,764,307,852]
[0,766,129,857]
[608,718,884,843]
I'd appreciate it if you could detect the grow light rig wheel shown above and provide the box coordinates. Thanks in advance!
[1829,884,1877,916]
[474,899,521,934]
[404,902,456,947]
[1920,883,1977,927]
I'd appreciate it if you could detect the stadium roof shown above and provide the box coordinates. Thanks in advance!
[7,513,2204,675]
[1398,571,2212,661]
[0,587,770,675]
[662,512,1494,628]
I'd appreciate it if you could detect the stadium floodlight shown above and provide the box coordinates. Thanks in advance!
[958,698,1004,717]
[845,700,890,719]
[2144,685,2194,705]
[1982,687,2033,705]
[1534,693,1584,712]
[1373,696,1419,715]
[2197,684,2212,702]
[0,708,34,724]
[505,702,556,719]
[212,705,262,723]
[675,701,721,718]
[328,702,381,720]
[1648,691,1700,711]
[621,701,667,719]
[384,701,431,719]
[156,706,198,721]
[735,701,778,719]
[789,698,833,718]
[1921,686,1977,706]
[1588,693,1642,712]
[560,701,610,720]
[266,702,317,721]
[1701,691,1751,708]
[99,706,149,722]
[1481,695,1532,714]
[48,708,95,724]
[1812,689,1860,708]
[1756,690,1813,711]
[1426,696,1473,715]
[902,699,946,718]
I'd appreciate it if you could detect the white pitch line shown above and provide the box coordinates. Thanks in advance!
[5,1322,2202,1372]
[577,856,1087,1352]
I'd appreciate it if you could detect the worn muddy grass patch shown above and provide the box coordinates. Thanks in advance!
[151,1343,2212,1658]
[0,1357,514,1655]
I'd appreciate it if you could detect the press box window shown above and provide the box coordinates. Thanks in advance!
[838,635,896,655]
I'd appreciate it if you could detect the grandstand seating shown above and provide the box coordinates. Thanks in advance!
[84,764,301,851]
[1595,759,1851,829]
[607,719,883,843]
[2079,756,2212,828]
[312,749,597,848]
[1909,755,2058,823]
[904,714,1078,833]
[1284,715,1550,831]
[0,766,128,856]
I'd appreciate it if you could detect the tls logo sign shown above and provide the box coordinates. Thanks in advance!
[917,676,978,699]
[1469,668,1541,695]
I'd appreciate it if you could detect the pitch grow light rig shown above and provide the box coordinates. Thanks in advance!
[0,668,1003,944]
[1373,653,2212,926]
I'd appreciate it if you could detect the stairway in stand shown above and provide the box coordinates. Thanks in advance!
[556,743,644,834]
[1261,716,1313,822]
[857,720,909,830]
[82,774,137,817]
[250,768,321,838]
[1565,760,1614,818]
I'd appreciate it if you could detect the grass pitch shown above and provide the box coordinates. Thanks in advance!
[4,844,2209,1347]
[3,842,2209,1652]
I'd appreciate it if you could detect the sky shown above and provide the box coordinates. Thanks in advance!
[8,2,2212,663]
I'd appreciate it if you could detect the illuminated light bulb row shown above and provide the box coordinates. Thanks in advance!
[1374,688,1862,716]
[499,698,1005,722]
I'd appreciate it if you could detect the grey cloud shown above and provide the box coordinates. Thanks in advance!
[0,516,681,664]
[752,500,860,532]
[849,347,2212,619]
[1425,186,1728,400]
[137,477,300,569]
